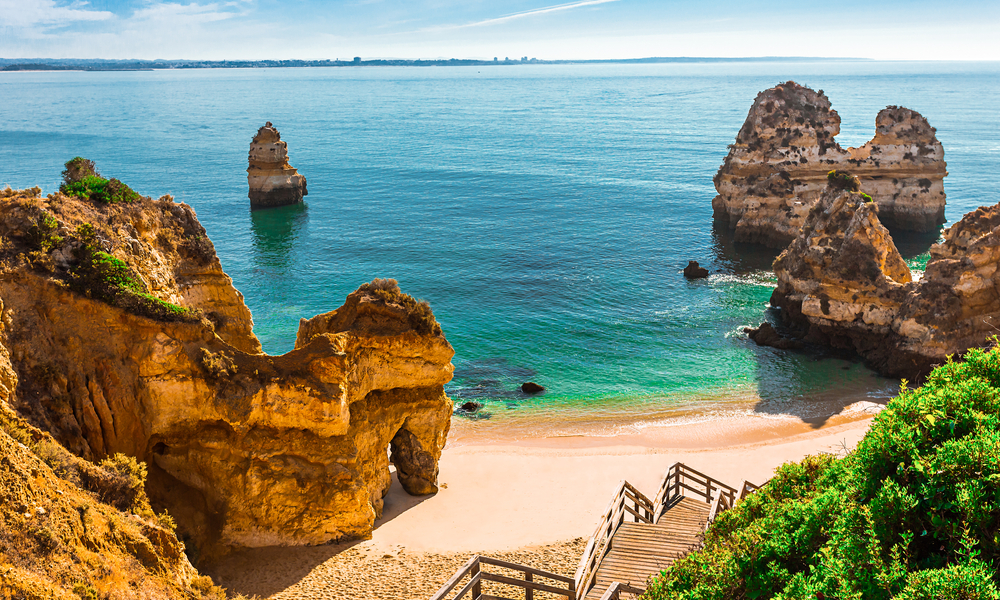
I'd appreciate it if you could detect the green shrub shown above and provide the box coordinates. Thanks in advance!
[62,157,98,186]
[644,343,1000,600]
[67,223,198,323]
[60,158,140,204]
[27,210,62,253]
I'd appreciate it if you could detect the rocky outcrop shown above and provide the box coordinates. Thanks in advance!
[683,261,709,279]
[0,184,452,561]
[713,81,947,247]
[769,172,1000,380]
[247,122,308,209]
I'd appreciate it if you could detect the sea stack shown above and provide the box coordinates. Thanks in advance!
[247,121,308,209]
[713,81,947,247]
[768,171,1000,381]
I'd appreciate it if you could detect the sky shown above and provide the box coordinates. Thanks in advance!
[0,0,998,61]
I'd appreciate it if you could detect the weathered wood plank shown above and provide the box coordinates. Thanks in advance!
[479,556,576,584]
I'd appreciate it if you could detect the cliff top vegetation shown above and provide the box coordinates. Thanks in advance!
[645,342,1000,599]
[0,160,219,323]
[357,278,443,336]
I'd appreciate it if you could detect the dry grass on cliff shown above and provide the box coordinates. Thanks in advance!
[357,278,443,336]
[0,405,228,600]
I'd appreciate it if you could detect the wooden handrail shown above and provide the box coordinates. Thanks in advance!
[597,582,646,600]
[430,555,574,600]
[573,478,657,600]
[431,466,767,600]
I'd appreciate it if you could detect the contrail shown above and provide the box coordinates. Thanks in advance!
[452,0,621,29]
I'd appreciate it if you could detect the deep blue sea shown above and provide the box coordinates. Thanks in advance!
[2,61,998,438]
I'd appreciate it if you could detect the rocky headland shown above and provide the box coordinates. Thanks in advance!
[0,165,453,581]
[713,81,947,248]
[247,122,308,209]
[760,171,1000,381]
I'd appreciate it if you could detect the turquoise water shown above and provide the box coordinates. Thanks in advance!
[2,61,999,430]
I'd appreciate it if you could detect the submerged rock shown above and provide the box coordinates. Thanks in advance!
[247,121,308,209]
[744,322,804,350]
[0,187,452,560]
[683,260,709,279]
[458,400,483,412]
[770,172,1000,380]
[521,382,545,394]
[713,81,947,248]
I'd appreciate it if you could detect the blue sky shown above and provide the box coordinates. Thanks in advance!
[1,0,998,60]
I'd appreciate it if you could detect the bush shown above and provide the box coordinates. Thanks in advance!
[82,453,154,518]
[357,278,443,336]
[68,223,198,323]
[62,157,98,185]
[644,343,1000,600]
[60,158,140,204]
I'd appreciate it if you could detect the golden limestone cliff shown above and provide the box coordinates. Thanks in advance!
[0,184,453,565]
[766,172,1000,381]
[247,122,308,209]
[0,310,221,599]
[714,81,947,248]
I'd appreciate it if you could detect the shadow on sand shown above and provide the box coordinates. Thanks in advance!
[204,467,433,598]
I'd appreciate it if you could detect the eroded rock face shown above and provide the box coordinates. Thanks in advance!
[714,81,947,247]
[247,122,308,209]
[770,174,1000,380]
[0,188,452,561]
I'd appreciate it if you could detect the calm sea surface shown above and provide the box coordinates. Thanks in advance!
[2,61,998,437]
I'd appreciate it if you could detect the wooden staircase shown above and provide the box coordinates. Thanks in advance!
[582,497,709,599]
[429,463,763,600]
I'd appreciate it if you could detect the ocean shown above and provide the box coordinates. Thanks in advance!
[2,60,998,440]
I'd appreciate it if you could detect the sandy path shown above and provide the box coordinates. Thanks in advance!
[208,416,875,599]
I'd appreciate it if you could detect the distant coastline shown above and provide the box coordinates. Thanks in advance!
[0,56,871,72]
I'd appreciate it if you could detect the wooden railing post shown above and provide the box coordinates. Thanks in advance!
[525,571,533,600]
[471,557,481,599]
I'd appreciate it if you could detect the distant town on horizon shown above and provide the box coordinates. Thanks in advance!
[0,56,875,72]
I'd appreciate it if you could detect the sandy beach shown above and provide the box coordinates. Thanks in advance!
[208,409,878,600]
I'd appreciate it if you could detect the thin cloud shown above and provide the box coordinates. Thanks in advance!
[435,0,621,31]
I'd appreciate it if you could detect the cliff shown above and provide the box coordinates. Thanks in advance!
[0,340,220,598]
[713,81,947,247]
[247,122,308,209]
[0,179,453,563]
[768,171,1000,380]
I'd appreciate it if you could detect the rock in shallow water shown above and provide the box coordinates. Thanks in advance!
[521,382,545,394]
[683,260,709,279]
[247,121,308,209]
[769,172,1000,381]
[744,322,804,350]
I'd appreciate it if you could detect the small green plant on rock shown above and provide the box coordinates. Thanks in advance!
[827,169,861,192]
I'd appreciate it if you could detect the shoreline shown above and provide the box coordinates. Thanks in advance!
[209,413,877,599]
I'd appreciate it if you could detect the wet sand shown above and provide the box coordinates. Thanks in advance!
[208,411,877,599]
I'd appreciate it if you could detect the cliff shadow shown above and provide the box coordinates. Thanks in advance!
[710,220,783,274]
[250,201,309,267]
[204,468,432,598]
[745,309,896,428]
[889,227,943,261]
